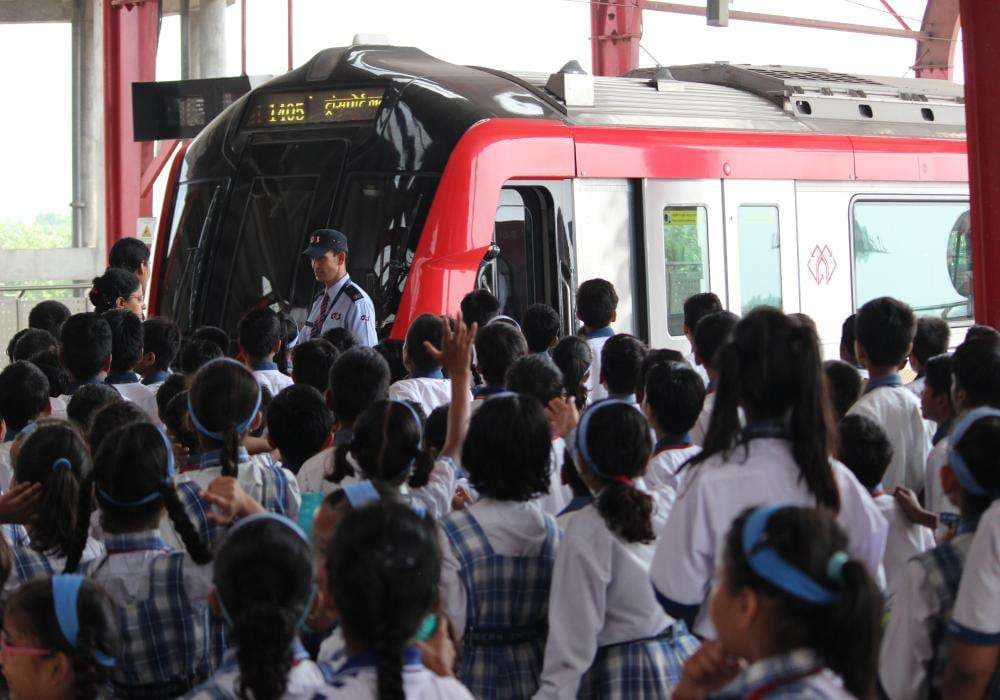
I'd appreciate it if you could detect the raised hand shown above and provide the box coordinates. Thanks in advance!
[200,476,265,525]
[424,315,477,380]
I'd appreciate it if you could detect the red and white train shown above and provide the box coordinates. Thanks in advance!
[150,45,970,355]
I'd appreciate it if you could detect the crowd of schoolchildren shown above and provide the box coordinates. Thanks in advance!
[0,236,998,699]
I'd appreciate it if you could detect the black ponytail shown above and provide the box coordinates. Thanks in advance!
[724,506,881,699]
[577,401,654,543]
[691,308,840,511]
[407,451,435,489]
[326,502,441,700]
[14,423,90,559]
[215,516,314,700]
[552,336,593,411]
[327,443,358,484]
[220,425,240,478]
[64,468,97,574]
[188,359,261,478]
[159,483,213,564]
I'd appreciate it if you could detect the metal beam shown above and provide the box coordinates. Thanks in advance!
[642,1,928,40]
[878,0,912,31]
[590,0,643,77]
[914,0,960,80]
[104,0,159,249]
[959,0,1000,330]
[140,140,180,197]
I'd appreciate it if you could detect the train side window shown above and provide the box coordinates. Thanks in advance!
[737,205,782,314]
[663,206,710,336]
[852,200,972,319]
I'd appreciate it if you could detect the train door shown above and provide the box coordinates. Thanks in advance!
[721,180,800,317]
[642,180,726,352]
[477,182,576,334]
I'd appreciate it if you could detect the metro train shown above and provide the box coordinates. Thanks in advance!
[149,44,970,356]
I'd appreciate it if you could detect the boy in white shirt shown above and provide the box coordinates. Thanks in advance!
[908,316,950,398]
[681,292,721,386]
[575,279,618,403]
[101,309,159,421]
[847,297,930,492]
[838,413,934,597]
[266,384,334,476]
[0,361,51,490]
[690,311,739,445]
[599,333,647,404]
[642,360,705,497]
[469,321,527,406]
[238,307,294,397]
[388,314,460,415]
[136,317,180,393]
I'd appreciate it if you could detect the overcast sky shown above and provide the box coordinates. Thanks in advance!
[0,0,963,225]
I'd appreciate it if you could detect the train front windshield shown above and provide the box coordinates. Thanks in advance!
[159,142,438,337]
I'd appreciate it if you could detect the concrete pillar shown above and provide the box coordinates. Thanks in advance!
[78,0,104,252]
[194,0,226,78]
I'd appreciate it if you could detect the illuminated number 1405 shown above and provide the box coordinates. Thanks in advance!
[268,101,306,123]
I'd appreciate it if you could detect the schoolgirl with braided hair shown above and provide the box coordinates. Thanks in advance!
[314,500,473,700]
[649,308,888,639]
[176,358,300,546]
[672,505,881,700]
[186,514,328,699]
[4,422,104,596]
[63,422,217,697]
[2,575,120,700]
[536,399,699,699]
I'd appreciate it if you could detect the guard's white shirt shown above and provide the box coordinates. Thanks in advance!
[690,393,716,446]
[650,438,888,638]
[301,275,377,347]
[645,445,701,495]
[252,366,295,397]
[873,493,935,600]
[535,482,675,699]
[951,500,1000,641]
[848,385,931,492]
[439,498,555,638]
[388,377,456,416]
[924,438,959,541]
[310,663,474,699]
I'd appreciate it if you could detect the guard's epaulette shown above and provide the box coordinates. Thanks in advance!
[344,283,364,303]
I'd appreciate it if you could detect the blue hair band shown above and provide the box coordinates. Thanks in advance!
[742,503,839,606]
[948,407,1000,498]
[574,399,640,481]
[52,458,72,473]
[215,513,315,631]
[187,359,263,441]
[52,575,116,667]
[344,480,382,509]
[96,428,175,509]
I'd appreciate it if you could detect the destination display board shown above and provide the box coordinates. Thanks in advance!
[244,88,385,127]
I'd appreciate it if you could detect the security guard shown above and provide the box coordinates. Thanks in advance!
[300,228,378,346]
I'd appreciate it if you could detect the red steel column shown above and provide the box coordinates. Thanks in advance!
[104,0,159,251]
[960,0,1000,329]
[591,0,642,77]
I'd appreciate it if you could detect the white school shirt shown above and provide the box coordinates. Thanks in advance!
[650,438,888,639]
[110,378,160,420]
[406,456,458,520]
[583,331,613,404]
[185,651,327,699]
[251,364,295,397]
[49,395,68,420]
[311,654,474,699]
[847,382,931,492]
[318,625,347,667]
[297,446,362,496]
[388,376,454,416]
[439,498,555,637]
[908,375,926,398]
[873,493,935,600]
[690,393,716,446]
[645,444,701,495]
[534,484,676,699]
[925,437,959,540]
[535,437,571,516]
[950,500,1000,643]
